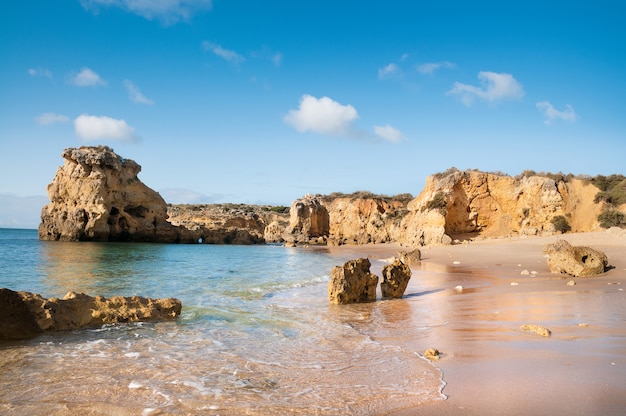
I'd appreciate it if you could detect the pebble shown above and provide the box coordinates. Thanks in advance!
[454,285,463,292]
[520,270,530,275]
[452,261,461,265]
[510,282,519,286]
[567,280,576,286]
[520,324,552,337]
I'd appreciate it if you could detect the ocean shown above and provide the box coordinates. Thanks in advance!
[0,228,444,415]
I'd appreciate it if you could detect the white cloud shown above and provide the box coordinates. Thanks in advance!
[374,125,404,143]
[201,41,246,64]
[536,101,579,125]
[28,67,52,78]
[124,80,154,105]
[34,112,70,125]
[74,114,138,141]
[284,95,359,136]
[417,61,455,75]
[69,67,106,87]
[81,0,212,25]
[448,71,524,105]
[378,63,399,79]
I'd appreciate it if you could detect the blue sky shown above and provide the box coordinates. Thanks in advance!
[1,0,625,228]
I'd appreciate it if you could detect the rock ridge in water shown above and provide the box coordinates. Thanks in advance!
[0,288,182,340]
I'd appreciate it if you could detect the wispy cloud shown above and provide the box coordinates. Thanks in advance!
[284,95,358,136]
[417,61,455,75]
[74,114,138,141]
[124,80,154,105]
[251,46,283,67]
[536,101,579,125]
[378,63,400,79]
[68,67,106,87]
[80,0,212,25]
[34,112,69,125]
[201,41,246,65]
[448,71,524,106]
[374,125,404,143]
[28,67,52,78]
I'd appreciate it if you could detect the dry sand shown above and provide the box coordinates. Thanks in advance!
[323,230,626,415]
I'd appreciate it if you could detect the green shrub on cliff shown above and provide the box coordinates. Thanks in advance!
[592,175,626,206]
[551,215,571,233]
[598,210,625,228]
[422,192,447,213]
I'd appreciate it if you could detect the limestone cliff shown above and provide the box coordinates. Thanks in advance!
[39,146,180,242]
[399,169,604,246]
[283,195,330,245]
[324,196,407,246]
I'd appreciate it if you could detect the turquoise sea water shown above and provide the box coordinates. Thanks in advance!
[0,228,444,415]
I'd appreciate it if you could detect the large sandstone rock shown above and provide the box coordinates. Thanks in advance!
[543,239,608,277]
[328,258,379,304]
[18,291,182,331]
[381,259,412,298]
[39,146,180,242]
[0,288,43,340]
[283,195,330,244]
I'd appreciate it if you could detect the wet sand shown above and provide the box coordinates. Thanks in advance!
[323,230,626,415]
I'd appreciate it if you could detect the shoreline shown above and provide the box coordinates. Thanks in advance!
[320,230,626,415]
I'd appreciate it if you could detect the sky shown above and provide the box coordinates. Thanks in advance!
[1,0,625,229]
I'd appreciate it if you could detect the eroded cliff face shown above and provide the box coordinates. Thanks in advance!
[325,197,406,246]
[399,170,604,246]
[39,146,179,242]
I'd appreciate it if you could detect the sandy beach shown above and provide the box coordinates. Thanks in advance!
[323,230,626,415]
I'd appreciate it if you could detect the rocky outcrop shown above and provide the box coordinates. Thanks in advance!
[14,290,181,334]
[543,239,608,277]
[398,249,422,267]
[39,147,269,244]
[283,195,330,245]
[167,204,290,244]
[324,196,406,246]
[0,288,43,340]
[399,169,604,246]
[381,259,412,298]
[328,258,379,304]
[39,146,180,242]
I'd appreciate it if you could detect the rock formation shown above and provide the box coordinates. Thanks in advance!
[328,258,379,304]
[283,195,330,245]
[1,289,182,339]
[381,259,412,298]
[324,196,406,246]
[39,147,267,244]
[398,169,604,246]
[398,249,422,267]
[0,288,43,340]
[39,146,180,242]
[543,239,608,277]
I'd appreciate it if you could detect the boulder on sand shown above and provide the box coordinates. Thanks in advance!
[0,288,43,340]
[328,258,378,304]
[543,239,608,277]
[381,259,412,298]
